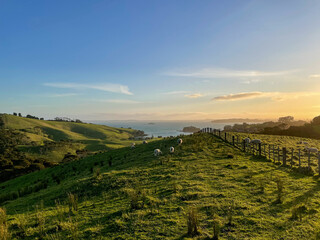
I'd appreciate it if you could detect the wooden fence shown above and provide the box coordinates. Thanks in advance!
[198,128,320,175]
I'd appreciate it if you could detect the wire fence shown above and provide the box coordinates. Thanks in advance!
[198,127,320,175]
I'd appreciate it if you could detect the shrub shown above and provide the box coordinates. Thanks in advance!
[67,193,78,213]
[275,177,284,204]
[187,207,199,236]
[212,214,221,240]
[291,205,307,221]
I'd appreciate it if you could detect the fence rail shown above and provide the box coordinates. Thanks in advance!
[198,128,320,175]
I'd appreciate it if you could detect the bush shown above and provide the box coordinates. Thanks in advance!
[187,207,199,236]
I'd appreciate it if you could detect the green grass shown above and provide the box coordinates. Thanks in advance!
[2,133,320,239]
[0,114,147,163]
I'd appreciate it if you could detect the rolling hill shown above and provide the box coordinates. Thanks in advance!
[1,133,320,239]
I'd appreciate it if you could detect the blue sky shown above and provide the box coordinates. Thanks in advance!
[1,0,320,120]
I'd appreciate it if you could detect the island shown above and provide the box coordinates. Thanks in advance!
[181,126,200,133]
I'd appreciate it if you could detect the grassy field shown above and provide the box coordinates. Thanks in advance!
[0,114,145,162]
[230,132,320,171]
[1,133,320,239]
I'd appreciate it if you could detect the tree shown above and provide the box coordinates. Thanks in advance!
[13,112,17,116]
[279,116,294,123]
[18,113,22,117]
[311,115,320,125]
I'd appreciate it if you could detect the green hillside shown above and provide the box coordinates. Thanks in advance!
[1,114,140,146]
[0,114,147,182]
[1,133,320,239]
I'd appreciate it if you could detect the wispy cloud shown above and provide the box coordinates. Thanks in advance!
[213,92,263,101]
[184,93,203,98]
[165,67,296,79]
[47,93,78,97]
[309,74,320,78]
[44,82,133,95]
[94,99,141,104]
[212,91,320,101]
[162,90,190,95]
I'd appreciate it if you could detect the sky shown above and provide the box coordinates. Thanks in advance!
[1,0,320,121]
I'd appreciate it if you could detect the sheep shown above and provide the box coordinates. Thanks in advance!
[131,143,136,149]
[306,147,318,153]
[169,146,174,153]
[251,139,261,144]
[154,149,162,156]
[177,138,183,145]
[143,140,148,144]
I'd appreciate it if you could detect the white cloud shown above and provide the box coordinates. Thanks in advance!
[47,93,78,97]
[95,99,141,104]
[165,67,296,79]
[184,93,203,98]
[212,91,320,101]
[162,90,190,95]
[44,82,133,95]
[309,74,320,78]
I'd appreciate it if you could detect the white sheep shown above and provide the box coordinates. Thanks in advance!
[307,147,318,153]
[143,140,148,144]
[177,138,183,144]
[154,149,162,156]
[131,143,136,149]
[169,146,174,153]
[251,139,261,144]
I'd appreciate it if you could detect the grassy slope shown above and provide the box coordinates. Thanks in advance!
[2,133,320,239]
[1,114,143,162]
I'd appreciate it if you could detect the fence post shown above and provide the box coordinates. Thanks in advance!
[282,147,287,166]
[308,151,311,170]
[268,145,271,160]
[298,149,301,168]
[277,146,280,163]
[232,136,235,146]
[219,130,221,138]
[258,143,262,156]
[263,144,266,156]
[273,145,275,162]
[224,132,227,142]
[318,153,320,175]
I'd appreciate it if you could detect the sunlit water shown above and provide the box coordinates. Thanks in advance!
[90,120,228,138]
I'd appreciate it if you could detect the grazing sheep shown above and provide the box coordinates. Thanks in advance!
[131,143,136,149]
[307,147,318,153]
[154,149,162,156]
[177,138,183,144]
[251,139,261,144]
[143,140,148,144]
[169,146,174,153]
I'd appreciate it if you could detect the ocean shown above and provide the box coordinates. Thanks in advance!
[91,120,228,138]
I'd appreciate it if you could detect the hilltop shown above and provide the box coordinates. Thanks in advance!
[0,114,145,181]
[1,133,320,239]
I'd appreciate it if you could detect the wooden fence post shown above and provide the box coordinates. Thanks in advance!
[224,132,227,142]
[277,146,280,163]
[259,143,262,156]
[282,147,287,166]
[318,153,320,175]
[273,145,275,162]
